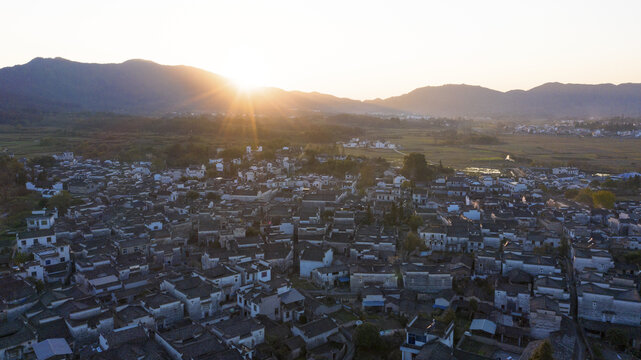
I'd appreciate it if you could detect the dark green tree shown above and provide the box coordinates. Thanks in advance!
[404,232,424,252]
[606,328,628,350]
[593,190,615,209]
[48,191,75,214]
[530,340,553,360]
[407,215,423,232]
[401,153,433,181]
[186,190,199,202]
[354,323,381,352]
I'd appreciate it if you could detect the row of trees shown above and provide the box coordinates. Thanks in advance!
[564,188,615,209]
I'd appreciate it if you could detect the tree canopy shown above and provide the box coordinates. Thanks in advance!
[401,153,432,181]
[404,232,425,252]
[529,340,553,360]
[354,323,381,352]
[47,191,76,214]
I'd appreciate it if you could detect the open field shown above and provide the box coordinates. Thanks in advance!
[2,125,640,174]
[0,128,185,157]
[346,128,641,173]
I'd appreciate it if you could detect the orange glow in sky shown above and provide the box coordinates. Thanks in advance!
[2,0,641,99]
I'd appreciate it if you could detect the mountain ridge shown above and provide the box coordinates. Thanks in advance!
[1,57,641,119]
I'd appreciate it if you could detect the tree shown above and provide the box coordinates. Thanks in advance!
[220,147,243,161]
[606,328,628,350]
[436,309,455,324]
[469,298,479,317]
[321,210,334,222]
[354,323,381,352]
[48,191,75,214]
[404,232,424,252]
[186,190,199,202]
[407,215,423,232]
[401,153,432,181]
[574,188,594,206]
[564,188,579,199]
[206,192,220,201]
[357,163,376,190]
[530,340,553,360]
[13,252,34,264]
[246,227,260,237]
[558,237,569,258]
[361,205,374,225]
[384,202,399,226]
[28,155,56,168]
[592,190,615,209]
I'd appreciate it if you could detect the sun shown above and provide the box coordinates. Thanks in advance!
[223,48,267,91]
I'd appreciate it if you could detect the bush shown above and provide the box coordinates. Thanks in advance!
[404,232,425,252]
[530,340,553,360]
[606,328,628,350]
[592,190,615,209]
[407,215,423,232]
[355,323,381,352]
[13,252,34,264]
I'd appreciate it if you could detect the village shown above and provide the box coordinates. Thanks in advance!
[512,120,641,138]
[1,144,641,360]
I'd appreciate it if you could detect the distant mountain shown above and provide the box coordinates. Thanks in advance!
[0,57,388,115]
[1,57,641,119]
[367,82,641,119]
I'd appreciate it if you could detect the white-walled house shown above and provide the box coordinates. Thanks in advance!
[400,317,454,360]
[577,283,641,326]
[291,318,338,349]
[161,276,222,320]
[210,317,265,350]
[16,229,56,252]
[26,210,57,230]
[299,247,333,278]
[141,292,185,327]
[572,247,614,273]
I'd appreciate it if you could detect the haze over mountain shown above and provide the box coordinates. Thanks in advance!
[368,82,641,118]
[0,57,388,116]
[1,57,641,119]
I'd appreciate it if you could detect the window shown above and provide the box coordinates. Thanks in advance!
[45,260,51,265]
[40,220,47,226]
[47,237,52,243]
[123,249,128,254]
[21,240,26,246]
[261,271,268,278]
[31,271,37,277]
[60,257,65,262]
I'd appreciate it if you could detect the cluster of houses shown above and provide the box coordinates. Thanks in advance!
[340,138,398,150]
[1,148,641,360]
[513,120,641,138]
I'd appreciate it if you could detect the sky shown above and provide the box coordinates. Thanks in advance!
[2,0,641,100]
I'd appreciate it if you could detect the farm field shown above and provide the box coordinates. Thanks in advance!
[2,125,640,174]
[347,128,641,173]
